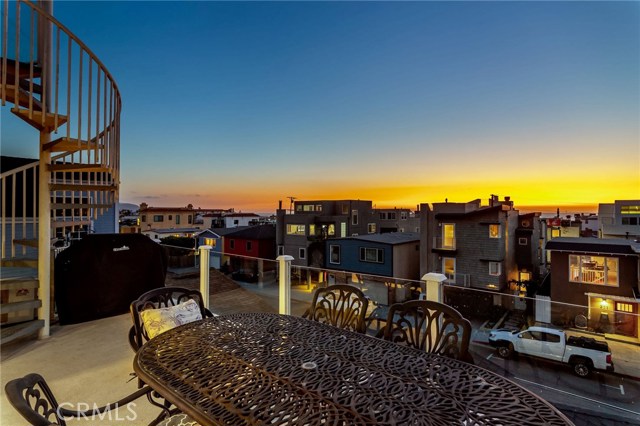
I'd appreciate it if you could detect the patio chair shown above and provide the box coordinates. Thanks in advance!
[4,373,198,426]
[129,286,213,352]
[378,300,473,363]
[303,284,369,333]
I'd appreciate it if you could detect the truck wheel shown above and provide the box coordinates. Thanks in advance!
[497,344,513,358]
[572,361,591,377]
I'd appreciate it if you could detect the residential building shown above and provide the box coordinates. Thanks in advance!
[599,200,640,239]
[325,232,420,304]
[276,199,374,271]
[372,208,420,234]
[546,237,640,339]
[420,196,520,291]
[139,203,200,232]
[142,227,201,241]
[223,225,277,280]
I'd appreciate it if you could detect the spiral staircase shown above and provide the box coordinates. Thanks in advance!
[1,0,121,342]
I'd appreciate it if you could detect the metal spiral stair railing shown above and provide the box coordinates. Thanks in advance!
[1,0,121,341]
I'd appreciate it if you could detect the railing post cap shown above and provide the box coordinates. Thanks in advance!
[421,273,448,283]
[276,255,294,261]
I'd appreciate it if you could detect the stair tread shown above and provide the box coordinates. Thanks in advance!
[0,58,43,79]
[1,299,42,313]
[11,108,68,131]
[43,137,105,153]
[0,320,45,345]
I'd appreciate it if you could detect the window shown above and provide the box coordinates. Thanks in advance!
[368,223,376,234]
[399,228,404,232]
[616,303,633,313]
[246,241,253,251]
[415,227,420,232]
[176,215,181,225]
[229,239,235,249]
[352,210,358,225]
[188,215,192,224]
[342,205,349,214]
[569,255,618,286]
[400,211,408,220]
[327,224,335,236]
[544,333,561,343]
[360,247,383,263]
[379,212,386,220]
[153,215,164,222]
[443,258,455,281]
[489,262,501,276]
[340,222,347,238]
[286,224,306,235]
[296,204,302,212]
[329,245,340,264]
[489,224,501,238]
[277,245,284,256]
[442,224,455,249]
[519,271,531,282]
[622,217,638,225]
[309,224,316,236]
[518,237,528,245]
[141,215,146,222]
[621,205,640,214]
[316,204,322,212]
[550,228,561,238]
[302,204,316,212]
[204,238,216,248]
[168,215,173,221]
[299,248,306,259]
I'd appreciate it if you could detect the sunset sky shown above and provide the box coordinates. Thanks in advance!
[2,1,638,213]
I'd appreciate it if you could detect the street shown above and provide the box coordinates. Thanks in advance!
[472,343,640,424]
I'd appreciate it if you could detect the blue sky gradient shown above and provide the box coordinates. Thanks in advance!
[2,1,638,212]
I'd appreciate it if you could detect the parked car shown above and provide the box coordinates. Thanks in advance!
[231,269,259,283]
[489,326,614,377]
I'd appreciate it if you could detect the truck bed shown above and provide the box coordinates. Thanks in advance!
[567,336,609,352]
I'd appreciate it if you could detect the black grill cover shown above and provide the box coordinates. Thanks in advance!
[55,234,167,325]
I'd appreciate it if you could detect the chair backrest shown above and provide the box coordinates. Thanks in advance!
[129,286,211,352]
[5,373,65,426]
[381,300,472,360]
[307,284,369,333]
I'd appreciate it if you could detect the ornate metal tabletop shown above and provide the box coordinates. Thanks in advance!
[134,313,573,426]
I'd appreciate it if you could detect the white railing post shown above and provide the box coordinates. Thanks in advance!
[421,273,447,303]
[199,245,211,310]
[277,255,294,315]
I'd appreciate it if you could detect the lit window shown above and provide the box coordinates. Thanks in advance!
[340,222,347,238]
[621,205,640,214]
[204,238,216,248]
[616,303,633,313]
[489,224,501,238]
[489,262,501,276]
[569,255,618,286]
[327,224,335,236]
[551,228,561,238]
[368,223,376,234]
[316,204,322,212]
[442,224,455,249]
[309,224,316,236]
[286,224,306,235]
[329,245,340,264]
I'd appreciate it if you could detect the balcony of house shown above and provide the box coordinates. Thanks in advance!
[432,236,457,253]
[2,247,640,426]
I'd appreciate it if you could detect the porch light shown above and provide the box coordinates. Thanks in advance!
[600,300,609,309]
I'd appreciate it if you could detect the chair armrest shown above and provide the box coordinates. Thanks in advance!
[57,386,151,418]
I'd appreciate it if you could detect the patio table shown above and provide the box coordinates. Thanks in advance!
[133,312,573,426]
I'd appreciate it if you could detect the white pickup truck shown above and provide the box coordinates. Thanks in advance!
[489,326,614,377]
